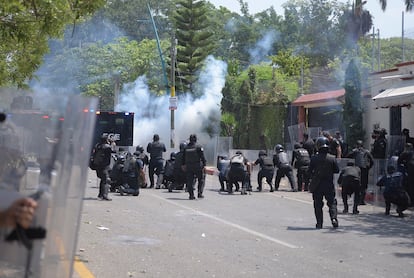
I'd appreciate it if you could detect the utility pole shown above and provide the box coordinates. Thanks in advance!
[147,3,174,147]
[402,11,405,62]
[113,71,120,111]
[371,27,375,71]
[377,29,381,71]
[170,37,177,148]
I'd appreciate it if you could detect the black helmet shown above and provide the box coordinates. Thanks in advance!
[170,152,177,160]
[274,144,284,153]
[100,134,109,143]
[135,145,144,153]
[118,155,126,162]
[259,150,266,156]
[179,141,187,151]
[189,134,197,143]
[316,137,329,152]
[294,143,301,149]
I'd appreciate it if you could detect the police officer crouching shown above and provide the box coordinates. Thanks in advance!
[309,137,340,229]
[227,151,250,195]
[377,165,411,217]
[182,134,206,200]
[337,161,361,214]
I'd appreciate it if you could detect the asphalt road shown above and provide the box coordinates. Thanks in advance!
[73,170,414,278]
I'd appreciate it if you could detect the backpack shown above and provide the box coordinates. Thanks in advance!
[89,144,106,170]
[231,154,244,165]
[295,148,310,168]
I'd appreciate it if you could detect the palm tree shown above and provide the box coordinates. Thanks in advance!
[378,0,413,11]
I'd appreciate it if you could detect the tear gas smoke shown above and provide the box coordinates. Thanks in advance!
[116,55,227,148]
[249,30,278,64]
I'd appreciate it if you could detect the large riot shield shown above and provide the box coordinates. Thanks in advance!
[0,95,97,278]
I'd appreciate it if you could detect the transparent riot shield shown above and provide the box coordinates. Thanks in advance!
[287,124,321,145]
[0,95,98,278]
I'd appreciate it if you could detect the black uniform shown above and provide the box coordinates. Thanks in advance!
[183,139,206,199]
[303,137,315,157]
[309,148,339,228]
[254,153,274,192]
[273,150,296,191]
[217,156,230,192]
[347,144,374,205]
[93,140,113,200]
[173,150,186,190]
[337,164,361,214]
[377,167,410,217]
[228,153,249,194]
[147,136,166,188]
[119,153,143,196]
[292,146,311,191]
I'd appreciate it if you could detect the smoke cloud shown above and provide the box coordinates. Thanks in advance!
[249,30,278,64]
[116,55,227,148]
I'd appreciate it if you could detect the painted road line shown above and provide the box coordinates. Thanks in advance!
[74,256,95,278]
[151,194,299,249]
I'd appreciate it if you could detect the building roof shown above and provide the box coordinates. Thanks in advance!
[372,85,414,108]
[292,89,345,108]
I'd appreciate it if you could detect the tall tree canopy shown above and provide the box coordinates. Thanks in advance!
[0,0,105,87]
[173,0,215,95]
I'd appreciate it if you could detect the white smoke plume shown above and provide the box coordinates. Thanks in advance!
[116,55,227,148]
[249,30,278,64]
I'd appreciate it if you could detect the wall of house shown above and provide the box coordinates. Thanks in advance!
[365,61,414,151]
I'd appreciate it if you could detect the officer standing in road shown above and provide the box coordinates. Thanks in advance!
[347,140,374,205]
[273,144,297,191]
[291,143,311,191]
[337,161,361,214]
[254,150,275,192]
[182,134,206,200]
[309,137,340,229]
[93,135,113,201]
[146,134,166,189]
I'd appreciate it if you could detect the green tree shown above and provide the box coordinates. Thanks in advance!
[0,0,105,87]
[378,0,414,11]
[280,0,351,67]
[36,37,167,110]
[173,0,215,95]
[343,59,364,148]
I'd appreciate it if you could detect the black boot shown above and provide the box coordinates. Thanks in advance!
[359,190,367,205]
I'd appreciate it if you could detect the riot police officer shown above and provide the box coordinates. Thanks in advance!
[347,140,374,205]
[309,137,340,229]
[228,151,250,195]
[254,150,274,192]
[172,142,187,191]
[273,144,297,191]
[377,165,411,217]
[291,143,311,191]
[146,134,166,189]
[217,154,230,192]
[92,135,113,201]
[337,161,361,214]
[182,134,206,200]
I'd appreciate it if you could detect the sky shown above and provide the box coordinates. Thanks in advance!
[208,0,414,39]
